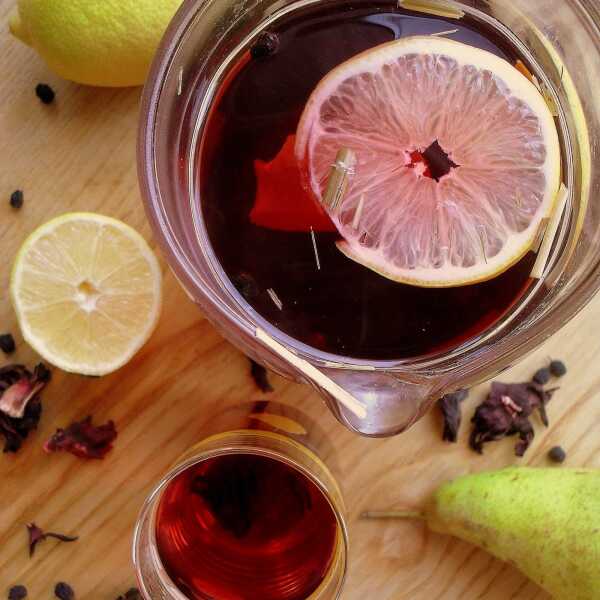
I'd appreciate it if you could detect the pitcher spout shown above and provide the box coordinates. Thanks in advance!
[315,368,439,437]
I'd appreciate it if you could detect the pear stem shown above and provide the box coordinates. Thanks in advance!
[361,510,426,520]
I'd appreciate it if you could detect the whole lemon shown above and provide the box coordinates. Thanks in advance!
[9,0,183,87]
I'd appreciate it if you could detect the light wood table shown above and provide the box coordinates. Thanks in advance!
[1,3,598,597]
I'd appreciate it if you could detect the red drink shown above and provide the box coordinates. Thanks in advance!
[199,1,540,360]
[155,453,339,600]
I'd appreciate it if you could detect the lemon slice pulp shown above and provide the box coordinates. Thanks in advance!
[296,36,561,287]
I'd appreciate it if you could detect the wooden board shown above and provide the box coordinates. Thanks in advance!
[1,3,600,597]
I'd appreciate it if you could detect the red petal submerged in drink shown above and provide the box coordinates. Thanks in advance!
[251,135,337,233]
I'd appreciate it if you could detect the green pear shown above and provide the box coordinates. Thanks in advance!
[368,468,600,599]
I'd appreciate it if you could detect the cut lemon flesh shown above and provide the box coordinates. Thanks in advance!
[11,213,162,375]
[296,36,561,287]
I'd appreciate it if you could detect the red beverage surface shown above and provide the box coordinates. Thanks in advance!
[199,2,535,359]
[155,454,338,600]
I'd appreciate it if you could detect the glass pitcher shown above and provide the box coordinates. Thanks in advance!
[138,0,600,437]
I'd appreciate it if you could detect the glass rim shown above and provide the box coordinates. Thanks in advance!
[132,434,349,600]
[138,0,600,377]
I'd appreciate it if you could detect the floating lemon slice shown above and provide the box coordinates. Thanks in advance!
[11,213,162,375]
[296,36,561,287]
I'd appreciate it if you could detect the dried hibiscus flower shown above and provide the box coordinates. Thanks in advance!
[470,381,556,456]
[27,522,78,557]
[0,363,50,453]
[250,359,274,393]
[44,416,117,459]
[437,389,469,442]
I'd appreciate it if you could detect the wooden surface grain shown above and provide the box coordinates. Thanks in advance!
[1,2,599,598]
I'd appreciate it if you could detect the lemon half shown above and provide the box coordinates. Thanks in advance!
[11,213,163,375]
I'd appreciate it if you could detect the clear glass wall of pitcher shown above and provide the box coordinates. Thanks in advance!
[138,0,600,437]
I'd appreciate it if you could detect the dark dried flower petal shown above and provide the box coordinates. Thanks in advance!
[36,83,55,105]
[27,522,45,556]
[54,582,74,600]
[44,416,117,459]
[423,140,459,181]
[33,363,52,383]
[0,364,50,453]
[5,398,42,454]
[0,364,27,389]
[0,333,16,354]
[116,589,141,600]
[8,585,27,600]
[550,360,567,377]
[1,380,36,419]
[27,522,78,557]
[45,531,79,543]
[513,417,535,457]
[533,367,551,385]
[470,381,556,456]
[437,389,469,442]
[250,360,274,393]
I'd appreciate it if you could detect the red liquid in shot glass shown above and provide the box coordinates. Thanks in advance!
[155,453,339,600]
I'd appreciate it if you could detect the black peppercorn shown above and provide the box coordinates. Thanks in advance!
[54,582,74,600]
[232,272,259,300]
[251,32,280,59]
[0,333,16,354]
[533,367,551,385]
[548,446,566,463]
[10,190,24,209]
[549,360,567,378]
[35,83,55,104]
[8,585,28,600]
